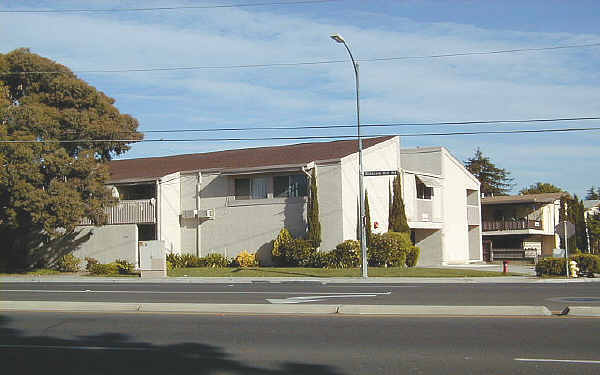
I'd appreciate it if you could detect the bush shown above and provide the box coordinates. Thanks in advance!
[55,254,82,272]
[272,228,294,264]
[89,262,119,275]
[367,233,407,267]
[115,259,135,275]
[405,246,420,267]
[166,260,174,271]
[569,254,600,275]
[85,257,98,271]
[204,253,230,268]
[307,251,334,268]
[329,240,361,268]
[276,238,316,267]
[234,250,258,268]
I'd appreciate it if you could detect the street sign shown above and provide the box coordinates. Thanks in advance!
[363,170,398,176]
[555,221,575,238]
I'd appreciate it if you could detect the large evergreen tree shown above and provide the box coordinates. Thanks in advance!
[388,175,409,233]
[587,213,600,254]
[586,187,600,200]
[306,169,321,248]
[364,190,372,245]
[464,148,513,197]
[519,182,563,195]
[0,49,142,270]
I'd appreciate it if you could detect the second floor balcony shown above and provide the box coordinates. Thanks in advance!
[482,219,542,232]
[80,199,156,225]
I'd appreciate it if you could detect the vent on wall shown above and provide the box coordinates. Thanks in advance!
[181,209,197,219]
[198,209,215,219]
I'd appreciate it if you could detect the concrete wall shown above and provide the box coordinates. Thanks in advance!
[180,172,201,255]
[74,224,138,266]
[468,226,482,260]
[414,229,443,266]
[340,137,401,242]
[315,163,344,250]
[158,172,181,253]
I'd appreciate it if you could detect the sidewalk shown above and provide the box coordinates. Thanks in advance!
[1,275,598,283]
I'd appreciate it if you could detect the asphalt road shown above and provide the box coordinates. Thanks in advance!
[2,282,600,310]
[1,311,599,375]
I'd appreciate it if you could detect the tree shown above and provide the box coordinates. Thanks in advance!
[587,213,600,254]
[0,49,142,271]
[388,175,409,233]
[364,190,372,245]
[586,187,600,200]
[464,148,513,197]
[519,182,563,195]
[306,169,321,248]
[559,194,587,252]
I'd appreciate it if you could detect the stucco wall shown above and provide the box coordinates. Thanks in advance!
[340,137,401,242]
[158,172,181,253]
[197,172,307,263]
[315,163,344,251]
[179,172,200,255]
[414,229,443,266]
[74,224,138,266]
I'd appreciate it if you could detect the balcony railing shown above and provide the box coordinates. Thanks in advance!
[80,199,156,225]
[482,219,542,232]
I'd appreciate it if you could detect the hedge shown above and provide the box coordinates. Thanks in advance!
[536,254,600,276]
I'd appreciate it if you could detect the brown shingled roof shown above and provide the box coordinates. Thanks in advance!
[481,192,568,205]
[108,136,395,182]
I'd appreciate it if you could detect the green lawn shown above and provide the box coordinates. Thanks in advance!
[168,267,523,278]
[0,269,64,276]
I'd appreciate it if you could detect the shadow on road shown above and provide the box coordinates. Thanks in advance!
[0,315,345,375]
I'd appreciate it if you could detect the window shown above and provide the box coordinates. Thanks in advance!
[235,177,268,200]
[274,174,308,198]
[416,180,433,200]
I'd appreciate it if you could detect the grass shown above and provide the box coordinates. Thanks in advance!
[0,268,64,276]
[168,267,523,278]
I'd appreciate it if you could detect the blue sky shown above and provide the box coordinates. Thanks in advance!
[2,0,599,196]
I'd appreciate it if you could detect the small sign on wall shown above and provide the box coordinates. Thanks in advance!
[523,241,542,255]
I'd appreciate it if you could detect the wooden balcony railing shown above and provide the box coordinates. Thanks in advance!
[80,199,156,225]
[482,220,542,232]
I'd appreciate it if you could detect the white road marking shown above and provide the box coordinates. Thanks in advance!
[1,289,392,296]
[267,292,391,304]
[0,344,156,351]
[515,358,600,364]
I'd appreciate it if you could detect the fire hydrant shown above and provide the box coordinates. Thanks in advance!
[502,260,509,274]
[569,260,579,278]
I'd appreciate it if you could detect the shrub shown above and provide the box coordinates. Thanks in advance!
[307,251,333,268]
[329,240,361,268]
[166,253,183,268]
[204,253,230,268]
[276,238,316,267]
[272,228,294,263]
[89,262,120,275]
[535,258,567,276]
[85,257,98,271]
[166,260,174,271]
[234,250,258,268]
[115,259,135,275]
[405,246,420,267]
[569,254,600,275]
[367,233,407,267]
[55,254,82,272]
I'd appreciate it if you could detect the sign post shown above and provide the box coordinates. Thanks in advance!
[555,221,575,278]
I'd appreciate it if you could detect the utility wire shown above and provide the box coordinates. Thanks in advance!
[0,0,339,13]
[96,116,600,134]
[1,42,598,75]
[2,127,599,143]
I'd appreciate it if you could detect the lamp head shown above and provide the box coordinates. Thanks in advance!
[330,34,345,44]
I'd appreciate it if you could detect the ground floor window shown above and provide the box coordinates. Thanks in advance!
[138,224,157,241]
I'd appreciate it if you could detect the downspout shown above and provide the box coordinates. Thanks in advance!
[156,178,162,242]
[196,171,202,257]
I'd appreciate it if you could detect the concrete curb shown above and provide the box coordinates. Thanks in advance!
[1,276,599,284]
[1,301,555,316]
[561,306,600,317]
[338,305,552,316]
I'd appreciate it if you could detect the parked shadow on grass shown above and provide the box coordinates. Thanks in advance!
[0,315,345,375]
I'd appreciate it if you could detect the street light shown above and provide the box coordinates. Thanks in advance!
[330,33,368,278]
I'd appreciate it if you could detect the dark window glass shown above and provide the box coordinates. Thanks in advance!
[235,178,251,199]
[416,181,433,200]
[274,176,289,198]
[274,174,308,198]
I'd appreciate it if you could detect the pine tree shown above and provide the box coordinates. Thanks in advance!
[587,213,600,254]
[389,175,410,233]
[519,182,563,195]
[574,197,588,252]
[464,148,513,196]
[306,169,321,248]
[586,187,600,200]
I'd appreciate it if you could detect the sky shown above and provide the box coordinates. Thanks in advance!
[2,0,599,197]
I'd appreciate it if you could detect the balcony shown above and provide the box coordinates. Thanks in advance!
[482,220,542,232]
[80,199,156,225]
[467,205,480,226]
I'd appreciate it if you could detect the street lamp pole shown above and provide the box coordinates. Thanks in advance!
[331,33,368,278]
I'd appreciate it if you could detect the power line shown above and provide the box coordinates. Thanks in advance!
[0,0,338,13]
[2,127,599,143]
[107,116,600,134]
[1,42,598,75]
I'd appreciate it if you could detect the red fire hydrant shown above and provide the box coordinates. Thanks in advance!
[502,260,509,274]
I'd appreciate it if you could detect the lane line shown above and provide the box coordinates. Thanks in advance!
[0,290,392,295]
[515,358,600,364]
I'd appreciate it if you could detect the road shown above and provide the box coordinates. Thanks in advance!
[2,281,600,310]
[1,311,599,374]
